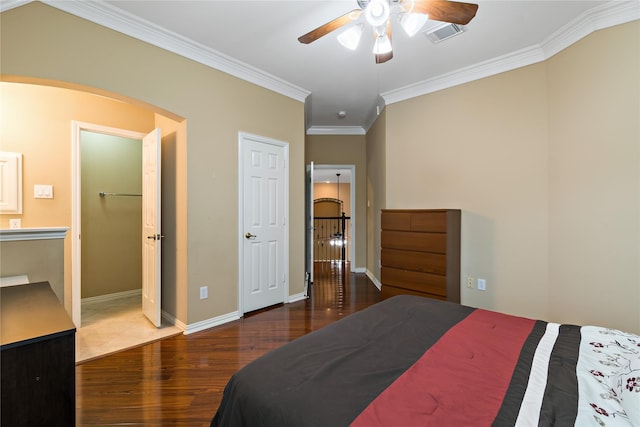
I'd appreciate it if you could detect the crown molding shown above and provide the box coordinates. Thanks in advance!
[40,0,310,103]
[382,1,640,106]
[306,126,366,136]
[0,0,29,12]
[381,44,545,105]
[7,0,637,131]
[542,1,640,59]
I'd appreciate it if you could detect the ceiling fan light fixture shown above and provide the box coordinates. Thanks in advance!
[337,24,364,50]
[400,12,428,37]
[372,33,392,55]
[364,0,390,27]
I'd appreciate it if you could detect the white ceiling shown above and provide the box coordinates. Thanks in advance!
[4,1,638,134]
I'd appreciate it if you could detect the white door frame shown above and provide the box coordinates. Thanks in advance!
[305,161,314,286]
[237,132,289,315]
[71,121,147,327]
[312,164,356,272]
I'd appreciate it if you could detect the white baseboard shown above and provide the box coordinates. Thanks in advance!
[81,288,141,304]
[366,269,382,290]
[182,310,241,335]
[288,292,307,303]
[0,275,29,287]
[160,310,184,331]
[174,293,309,335]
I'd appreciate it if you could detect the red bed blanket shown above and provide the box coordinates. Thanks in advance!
[211,295,639,426]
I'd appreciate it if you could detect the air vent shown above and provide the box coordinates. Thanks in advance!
[424,23,465,43]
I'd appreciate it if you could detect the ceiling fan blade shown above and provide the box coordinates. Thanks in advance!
[375,22,393,64]
[298,9,363,44]
[411,0,478,25]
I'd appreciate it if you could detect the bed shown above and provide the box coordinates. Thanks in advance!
[211,295,640,426]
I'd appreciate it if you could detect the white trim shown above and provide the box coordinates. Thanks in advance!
[17,0,636,131]
[0,275,29,287]
[161,309,185,331]
[238,132,290,315]
[81,288,140,305]
[42,0,309,104]
[306,126,367,136]
[176,294,307,336]
[0,227,68,241]
[0,0,29,12]
[366,269,382,290]
[182,311,241,335]
[287,292,307,303]
[71,121,146,327]
[543,1,640,60]
[382,1,640,106]
[13,0,635,131]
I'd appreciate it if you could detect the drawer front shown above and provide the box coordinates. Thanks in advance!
[381,230,447,253]
[381,267,446,297]
[381,212,411,231]
[381,284,447,301]
[410,212,447,232]
[381,248,446,275]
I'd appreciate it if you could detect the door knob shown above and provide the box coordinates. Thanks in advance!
[245,232,256,240]
[147,234,165,240]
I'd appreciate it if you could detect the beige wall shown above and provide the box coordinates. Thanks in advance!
[306,135,366,269]
[378,21,639,334]
[0,239,65,301]
[80,132,142,298]
[365,110,386,282]
[1,2,305,326]
[546,22,640,332]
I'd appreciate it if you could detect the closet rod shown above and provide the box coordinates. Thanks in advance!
[99,192,142,197]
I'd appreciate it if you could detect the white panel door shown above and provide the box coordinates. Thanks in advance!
[142,128,162,327]
[241,133,287,313]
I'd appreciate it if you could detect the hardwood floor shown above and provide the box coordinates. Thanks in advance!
[76,263,381,426]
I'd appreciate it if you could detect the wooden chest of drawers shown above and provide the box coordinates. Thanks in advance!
[381,209,461,302]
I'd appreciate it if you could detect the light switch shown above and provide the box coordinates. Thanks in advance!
[34,184,53,199]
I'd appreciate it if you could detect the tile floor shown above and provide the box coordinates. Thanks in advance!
[76,292,182,363]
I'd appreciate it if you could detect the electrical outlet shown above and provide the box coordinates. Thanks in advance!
[9,219,21,229]
[466,276,474,289]
[199,286,208,300]
[477,278,486,291]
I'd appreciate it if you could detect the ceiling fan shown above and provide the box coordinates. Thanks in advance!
[298,0,479,64]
